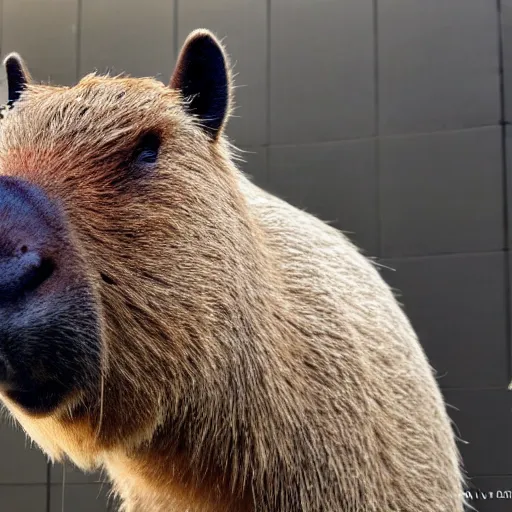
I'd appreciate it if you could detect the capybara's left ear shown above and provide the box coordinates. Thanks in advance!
[170,29,231,139]
[3,52,31,104]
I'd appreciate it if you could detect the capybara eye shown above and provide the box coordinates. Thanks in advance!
[133,132,160,165]
[100,273,116,286]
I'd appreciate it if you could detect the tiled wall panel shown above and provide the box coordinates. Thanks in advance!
[0,0,509,510]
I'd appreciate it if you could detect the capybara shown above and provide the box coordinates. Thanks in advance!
[0,29,464,512]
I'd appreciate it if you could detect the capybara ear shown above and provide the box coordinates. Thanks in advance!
[3,52,31,104]
[170,29,231,139]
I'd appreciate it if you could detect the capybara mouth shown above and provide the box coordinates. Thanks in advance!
[0,302,101,416]
[6,380,70,414]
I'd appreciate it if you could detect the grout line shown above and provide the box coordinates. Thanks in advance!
[75,0,82,83]
[373,0,381,257]
[46,463,51,512]
[0,482,106,487]
[173,0,179,62]
[48,482,108,486]
[0,0,3,58]
[467,474,512,479]
[257,123,502,149]
[0,483,48,487]
[372,0,379,139]
[441,385,512,392]
[378,248,507,262]
[265,0,271,186]
[496,0,512,385]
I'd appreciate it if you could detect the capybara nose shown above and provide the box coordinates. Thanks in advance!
[0,175,58,305]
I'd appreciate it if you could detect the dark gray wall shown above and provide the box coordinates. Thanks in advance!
[0,0,508,510]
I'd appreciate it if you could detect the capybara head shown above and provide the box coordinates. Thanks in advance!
[0,29,260,467]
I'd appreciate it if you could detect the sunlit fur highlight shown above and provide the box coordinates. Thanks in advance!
[0,32,465,512]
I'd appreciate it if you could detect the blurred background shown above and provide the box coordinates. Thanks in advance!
[0,0,508,510]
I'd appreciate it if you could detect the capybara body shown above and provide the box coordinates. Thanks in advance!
[0,30,464,511]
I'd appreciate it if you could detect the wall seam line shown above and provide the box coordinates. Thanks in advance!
[497,0,512,385]
[373,0,381,258]
[265,0,271,186]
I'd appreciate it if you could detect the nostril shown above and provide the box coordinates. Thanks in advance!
[20,255,55,293]
[19,245,28,254]
[0,359,7,382]
[0,252,56,304]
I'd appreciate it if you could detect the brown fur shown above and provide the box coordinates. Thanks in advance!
[0,31,464,511]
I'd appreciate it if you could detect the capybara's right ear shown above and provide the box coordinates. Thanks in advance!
[170,29,231,139]
[3,53,31,104]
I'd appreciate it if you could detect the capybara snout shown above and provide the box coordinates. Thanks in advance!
[0,174,101,415]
